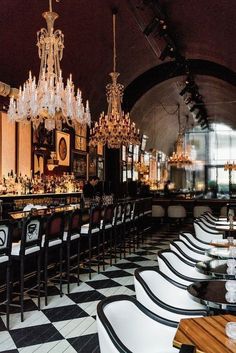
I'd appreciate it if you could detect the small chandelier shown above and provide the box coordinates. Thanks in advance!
[168,105,192,168]
[7,0,91,131]
[224,162,236,171]
[89,12,140,149]
[135,162,149,175]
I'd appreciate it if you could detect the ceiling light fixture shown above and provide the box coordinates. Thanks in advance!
[168,105,193,168]
[7,0,91,131]
[89,10,140,149]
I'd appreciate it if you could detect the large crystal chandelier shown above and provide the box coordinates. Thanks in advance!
[89,12,140,149]
[7,0,91,131]
[168,105,192,168]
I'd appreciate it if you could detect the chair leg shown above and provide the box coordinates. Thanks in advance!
[109,229,113,266]
[88,236,92,280]
[123,224,126,258]
[97,232,100,274]
[20,258,24,322]
[102,230,106,271]
[77,239,80,286]
[114,227,117,263]
[6,262,10,330]
[67,243,70,294]
[59,246,63,297]
[37,252,41,310]
[44,250,48,306]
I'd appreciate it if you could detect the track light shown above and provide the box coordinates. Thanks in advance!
[143,17,159,36]
[159,44,175,60]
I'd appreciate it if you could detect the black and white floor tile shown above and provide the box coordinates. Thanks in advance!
[0,230,176,353]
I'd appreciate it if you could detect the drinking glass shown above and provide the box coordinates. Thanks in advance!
[225,322,236,339]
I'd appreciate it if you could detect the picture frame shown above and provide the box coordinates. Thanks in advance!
[75,135,87,151]
[56,131,70,166]
[72,151,87,179]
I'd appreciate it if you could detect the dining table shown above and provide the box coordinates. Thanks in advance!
[173,314,236,353]
[188,280,236,311]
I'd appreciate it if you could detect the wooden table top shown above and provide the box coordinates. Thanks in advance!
[173,314,236,353]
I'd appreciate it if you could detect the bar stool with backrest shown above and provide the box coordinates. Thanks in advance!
[0,220,12,329]
[63,209,82,294]
[80,206,101,280]
[100,204,114,271]
[41,211,65,306]
[112,202,124,262]
[11,215,42,322]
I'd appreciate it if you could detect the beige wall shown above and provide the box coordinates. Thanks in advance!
[0,112,16,177]
[17,123,31,177]
[0,112,32,177]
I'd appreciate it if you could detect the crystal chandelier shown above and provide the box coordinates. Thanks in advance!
[89,12,140,149]
[7,0,91,131]
[168,105,192,168]
[224,162,236,171]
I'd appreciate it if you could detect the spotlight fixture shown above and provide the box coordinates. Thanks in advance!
[159,44,175,60]
[143,17,159,36]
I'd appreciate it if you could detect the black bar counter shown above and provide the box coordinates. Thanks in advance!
[0,192,82,219]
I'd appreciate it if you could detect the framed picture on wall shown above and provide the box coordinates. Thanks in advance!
[32,123,55,147]
[88,146,97,177]
[72,151,87,179]
[75,135,87,151]
[56,131,70,166]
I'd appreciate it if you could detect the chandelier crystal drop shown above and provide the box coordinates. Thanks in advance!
[7,0,91,131]
[89,13,140,149]
[168,133,192,168]
[168,105,192,168]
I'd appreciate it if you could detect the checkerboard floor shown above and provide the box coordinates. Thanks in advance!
[0,229,177,353]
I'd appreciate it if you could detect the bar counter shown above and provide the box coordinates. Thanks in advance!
[0,192,82,219]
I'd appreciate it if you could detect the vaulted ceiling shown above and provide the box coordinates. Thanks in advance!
[0,0,235,153]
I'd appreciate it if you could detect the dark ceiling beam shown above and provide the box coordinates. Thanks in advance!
[123,59,236,111]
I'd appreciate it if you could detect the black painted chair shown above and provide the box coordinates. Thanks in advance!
[80,206,102,279]
[0,220,12,329]
[63,209,82,293]
[11,215,42,322]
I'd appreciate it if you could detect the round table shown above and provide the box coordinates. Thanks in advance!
[206,247,235,259]
[188,280,236,311]
[196,259,235,279]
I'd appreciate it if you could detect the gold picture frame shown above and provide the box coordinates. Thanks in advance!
[56,131,70,166]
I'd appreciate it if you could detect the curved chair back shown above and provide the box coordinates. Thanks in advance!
[97,294,178,353]
[89,206,102,231]
[170,240,210,263]
[124,202,132,222]
[67,209,82,240]
[134,267,206,321]
[193,206,212,218]
[0,220,12,258]
[152,205,165,218]
[179,232,213,251]
[157,250,209,286]
[45,212,65,246]
[19,215,42,255]
[102,204,114,229]
[220,206,227,217]
[167,205,186,219]
[113,203,124,226]
[193,221,223,243]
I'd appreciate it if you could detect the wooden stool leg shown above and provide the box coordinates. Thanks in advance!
[37,252,41,310]
[20,258,24,322]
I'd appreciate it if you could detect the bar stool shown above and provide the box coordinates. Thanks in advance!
[41,212,65,306]
[63,209,82,294]
[100,204,114,270]
[113,202,125,261]
[0,220,12,329]
[11,215,42,322]
[80,206,101,280]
